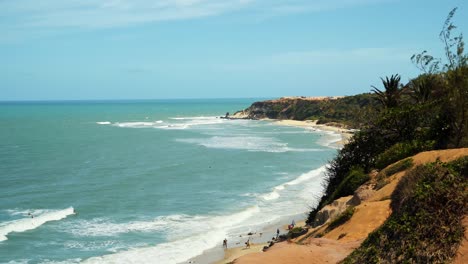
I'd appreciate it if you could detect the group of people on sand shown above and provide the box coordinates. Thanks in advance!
[222,238,250,249]
[222,223,290,251]
[222,237,251,250]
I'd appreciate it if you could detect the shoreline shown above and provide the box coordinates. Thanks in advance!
[273,119,354,146]
[186,119,351,264]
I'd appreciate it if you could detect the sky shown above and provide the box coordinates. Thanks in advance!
[1,0,467,101]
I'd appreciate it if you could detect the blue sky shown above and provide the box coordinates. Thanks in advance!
[1,0,467,100]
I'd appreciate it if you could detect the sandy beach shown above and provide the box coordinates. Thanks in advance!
[274,119,354,146]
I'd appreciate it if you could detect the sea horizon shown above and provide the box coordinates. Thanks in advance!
[0,98,273,104]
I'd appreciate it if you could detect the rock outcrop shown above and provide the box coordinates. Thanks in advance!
[347,182,377,206]
[313,196,353,227]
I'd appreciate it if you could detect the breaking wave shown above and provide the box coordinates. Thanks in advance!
[0,207,75,242]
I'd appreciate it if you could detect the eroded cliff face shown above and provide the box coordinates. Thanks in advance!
[232,97,339,120]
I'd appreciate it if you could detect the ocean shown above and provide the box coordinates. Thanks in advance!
[0,99,341,264]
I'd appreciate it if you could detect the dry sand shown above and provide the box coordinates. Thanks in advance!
[234,239,360,264]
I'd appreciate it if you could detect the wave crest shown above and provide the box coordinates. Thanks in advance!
[0,207,75,242]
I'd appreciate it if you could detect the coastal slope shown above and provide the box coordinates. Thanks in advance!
[227,148,468,264]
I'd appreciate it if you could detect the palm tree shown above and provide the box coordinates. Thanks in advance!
[408,75,433,104]
[371,74,402,108]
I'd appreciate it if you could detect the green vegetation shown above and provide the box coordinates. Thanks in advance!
[307,8,468,226]
[342,157,468,263]
[313,93,379,127]
[381,158,414,178]
[326,207,355,232]
[246,93,379,127]
[375,158,414,190]
[286,226,308,239]
[328,166,369,204]
[375,141,432,169]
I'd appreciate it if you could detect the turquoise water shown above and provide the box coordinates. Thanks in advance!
[0,99,340,264]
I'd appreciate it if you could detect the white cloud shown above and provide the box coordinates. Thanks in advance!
[1,0,388,30]
[1,0,252,30]
[0,0,392,43]
[206,47,412,72]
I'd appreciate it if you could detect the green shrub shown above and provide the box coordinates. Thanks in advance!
[329,166,370,202]
[375,158,414,190]
[342,157,468,263]
[287,227,308,239]
[375,140,434,169]
[326,207,355,232]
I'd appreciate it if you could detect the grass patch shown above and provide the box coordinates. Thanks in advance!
[342,157,468,264]
[375,140,434,169]
[375,158,414,190]
[329,166,370,204]
[326,207,355,232]
[286,227,308,239]
[384,158,414,176]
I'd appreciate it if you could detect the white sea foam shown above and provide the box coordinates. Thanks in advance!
[169,116,218,121]
[63,218,167,237]
[96,121,111,125]
[65,206,260,240]
[74,166,328,264]
[114,122,158,128]
[176,136,322,153]
[111,116,224,130]
[260,191,280,201]
[0,207,75,242]
[176,136,285,152]
[274,185,285,190]
[5,208,50,217]
[257,166,326,203]
[5,260,31,264]
[315,130,343,148]
[40,258,82,264]
[64,240,123,251]
[166,117,224,129]
[83,229,225,264]
[284,165,327,186]
[80,206,261,264]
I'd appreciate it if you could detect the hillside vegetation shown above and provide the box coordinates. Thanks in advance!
[307,7,467,227]
[343,156,468,263]
[229,9,467,264]
[234,94,378,128]
[302,8,468,263]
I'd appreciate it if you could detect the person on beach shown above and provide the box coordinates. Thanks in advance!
[276,228,280,239]
[223,239,227,249]
[245,238,251,249]
[291,219,295,227]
